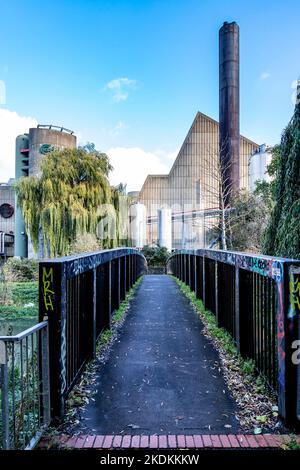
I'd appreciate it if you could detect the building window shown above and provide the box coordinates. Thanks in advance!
[0,203,14,218]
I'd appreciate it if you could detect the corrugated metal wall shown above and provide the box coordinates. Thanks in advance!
[139,112,258,249]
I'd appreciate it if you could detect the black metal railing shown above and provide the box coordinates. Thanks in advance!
[39,248,146,418]
[167,249,300,429]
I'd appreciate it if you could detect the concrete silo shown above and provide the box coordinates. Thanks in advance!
[249,144,272,191]
[157,207,172,251]
[129,203,147,248]
[28,125,76,176]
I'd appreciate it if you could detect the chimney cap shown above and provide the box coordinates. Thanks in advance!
[221,21,239,29]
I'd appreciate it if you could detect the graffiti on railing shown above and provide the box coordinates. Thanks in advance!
[168,249,300,426]
[276,264,285,390]
[61,318,67,395]
[42,267,54,318]
[288,269,300,319]
[237,255,272,276]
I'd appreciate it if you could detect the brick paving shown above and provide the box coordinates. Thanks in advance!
[40,434,300,450]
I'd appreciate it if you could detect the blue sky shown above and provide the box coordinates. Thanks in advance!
[0,0,299,190]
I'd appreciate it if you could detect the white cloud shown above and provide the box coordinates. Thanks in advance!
[110,121,128,136]
[104,77,137,102]
[107,147,176,192]
[0,108,37,182]
[260,72,270,80]
[152,148,179,163]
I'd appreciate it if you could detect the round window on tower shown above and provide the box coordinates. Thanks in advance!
[0,203,14,218]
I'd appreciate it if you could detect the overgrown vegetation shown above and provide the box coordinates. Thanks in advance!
[0,259,38,324]
[285,435,300,450]
[3,258,38,282]
[173,276,280,432]
[226,190,271,252]
[141,245,169,266]
[206,189,272,253]
[262,87,300,259]
[0,282,38,319]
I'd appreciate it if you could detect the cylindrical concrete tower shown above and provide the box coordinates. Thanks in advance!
[129,203,147,248]
[219,21,240,204]
[15,134,29,257]
[157,208,172,251]
[28,126,77,176]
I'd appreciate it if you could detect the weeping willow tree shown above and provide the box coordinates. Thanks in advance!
[15,146,112,258]
[263,83,300,259]
[96,183,130,249]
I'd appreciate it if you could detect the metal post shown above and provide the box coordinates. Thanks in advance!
[107,261,112,327]
[122,255,126,300]
[235,265,241,352]
[117,258,121,309]
[127,254,131,288]
[0,341,9,449]
[41,326,51,426]
[203,255,206,309]
[92,267,97,357]
[132,254,136,284]
[131,254,134,286]
[181,254,184,281]
[194,255,197,293]
[39,261,66,418]
[215,260,219,324]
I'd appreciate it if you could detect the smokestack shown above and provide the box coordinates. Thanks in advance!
[219,21,240,204]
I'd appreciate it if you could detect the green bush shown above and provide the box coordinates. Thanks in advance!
[0,305,38,318]
[0,281,38,318]
[3,258,38,282]
[141,245,170,267]
[10,282,38,305]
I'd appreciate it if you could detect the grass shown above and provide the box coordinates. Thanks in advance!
[0,281,38,319]
[286,435,300,450]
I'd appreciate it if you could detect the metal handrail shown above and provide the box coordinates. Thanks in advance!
[0,321,48,342]
[0,321,50,450]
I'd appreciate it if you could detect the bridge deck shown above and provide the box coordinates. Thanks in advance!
[77,275,239,435]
